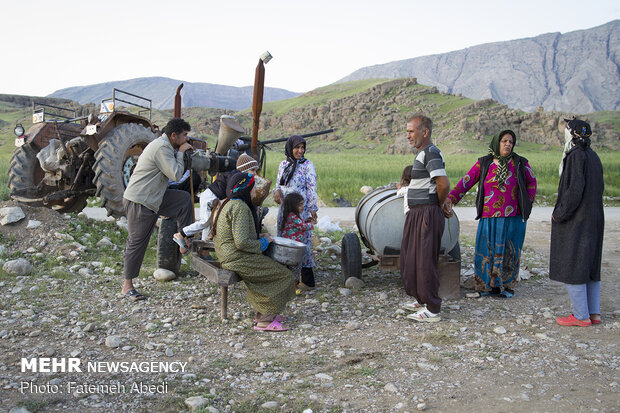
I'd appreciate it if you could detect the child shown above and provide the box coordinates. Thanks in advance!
[396,165,413,215]
[280,192,315,293]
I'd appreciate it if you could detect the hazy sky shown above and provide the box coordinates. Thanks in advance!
[1,0,618,97]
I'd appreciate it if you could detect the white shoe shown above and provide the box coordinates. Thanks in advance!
[402,300,425,312]
[407,308,441,323]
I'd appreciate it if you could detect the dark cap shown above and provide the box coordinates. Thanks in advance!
[564,118,591,138]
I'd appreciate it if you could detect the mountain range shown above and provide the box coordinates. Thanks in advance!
[46,20,619,114]
[338,20,620,113]
[2,78,618,156]
[49,77,300,111]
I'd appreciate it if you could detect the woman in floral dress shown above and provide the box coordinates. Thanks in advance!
[273,135,318,288]
[443,130,537,298]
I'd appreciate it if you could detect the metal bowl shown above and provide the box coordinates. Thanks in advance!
[265,236,306,266]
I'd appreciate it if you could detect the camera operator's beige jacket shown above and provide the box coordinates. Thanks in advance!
[123,134,185,212]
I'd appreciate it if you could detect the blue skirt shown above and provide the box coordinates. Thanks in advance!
[474,216,527,290]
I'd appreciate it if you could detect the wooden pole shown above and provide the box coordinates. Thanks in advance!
[221,286,228,319]
[189,169,195,222]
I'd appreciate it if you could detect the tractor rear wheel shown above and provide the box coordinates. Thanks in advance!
[8,144,88,213]
[93,123,156,217]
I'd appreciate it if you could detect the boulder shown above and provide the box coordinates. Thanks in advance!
[0,207,25,225]
[184,396,208,411]
[26,220,41,229]
[105,336,122,348]
[153,268,177,281]
[345,276,365,290]
[3,258,32,276]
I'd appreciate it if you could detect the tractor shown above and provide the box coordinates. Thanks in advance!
[7,88,224,218]
[10,89,165,216]
[8,52,333,276]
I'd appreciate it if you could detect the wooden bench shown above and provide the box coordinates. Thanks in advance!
[189,240,241,320]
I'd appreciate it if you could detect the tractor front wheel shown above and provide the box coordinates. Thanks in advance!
[8,144,88,213]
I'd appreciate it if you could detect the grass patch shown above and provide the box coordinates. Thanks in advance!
[0,157,10,201]
[260,142,620,207]
[256,79,392,116]
[19,399,60,413]
[589,111,620,131]
[353,366,378,376]
[422,93,474,113]
[420,327,458,345]
[209,357,230,369]
[49,269,76,280]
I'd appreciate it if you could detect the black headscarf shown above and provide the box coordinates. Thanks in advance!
[226,172,260,236]
[279,135,307,186]
[559,118,592,176]
[488,129,517,185]
[566,118,592,149]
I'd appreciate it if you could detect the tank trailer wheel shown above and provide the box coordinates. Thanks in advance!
[341,232,362,284]
[157,218,182,274]
[8,144,88,213]
[93,123,156,217]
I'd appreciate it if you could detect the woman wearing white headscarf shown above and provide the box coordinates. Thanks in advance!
[550,118,605,327]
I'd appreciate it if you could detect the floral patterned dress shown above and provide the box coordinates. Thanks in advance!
[448,160,537,218]
[275,160,318,268]
[282,212,314,243]
[281,212,315,278]
[448,159,537,292]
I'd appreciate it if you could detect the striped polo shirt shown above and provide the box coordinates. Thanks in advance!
[407,143,446,205]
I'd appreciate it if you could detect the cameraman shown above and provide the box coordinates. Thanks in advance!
[121,118,194,301]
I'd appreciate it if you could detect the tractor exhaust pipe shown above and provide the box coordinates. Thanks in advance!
[251,51,272,159]
[174,83,184,118]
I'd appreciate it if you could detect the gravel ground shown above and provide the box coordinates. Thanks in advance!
[0,202,618,413]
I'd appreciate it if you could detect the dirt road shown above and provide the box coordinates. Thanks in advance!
[0,205,618,412]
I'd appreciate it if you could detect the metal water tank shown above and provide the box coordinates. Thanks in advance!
[355,185,459,255]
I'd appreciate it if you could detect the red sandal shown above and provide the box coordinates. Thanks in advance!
[556,314,591,327]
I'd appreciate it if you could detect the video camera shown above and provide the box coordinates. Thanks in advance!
[185,149,236,176]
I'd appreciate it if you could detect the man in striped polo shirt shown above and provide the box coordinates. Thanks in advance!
[400,114,450,322]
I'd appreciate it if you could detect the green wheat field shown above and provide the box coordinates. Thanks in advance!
[0,146,619,208]
[260,149,620,207]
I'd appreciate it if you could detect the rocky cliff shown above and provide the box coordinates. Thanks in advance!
[338,21,620,114]
[236,79,619,153]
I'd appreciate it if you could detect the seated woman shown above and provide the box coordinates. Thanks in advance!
[212,172,295,331]
[173,154,259,252]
